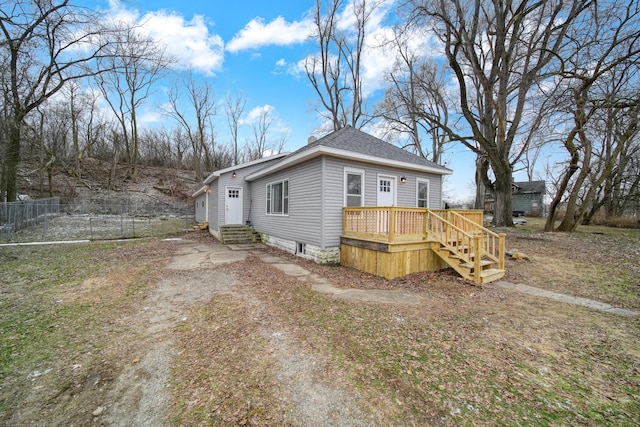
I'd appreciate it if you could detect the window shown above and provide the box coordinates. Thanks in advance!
[379,179,391,193]
[417,179,429,208]
[345,169,364,206]
[266,179,289,215]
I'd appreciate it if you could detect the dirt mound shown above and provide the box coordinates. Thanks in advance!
[18,158,199,209]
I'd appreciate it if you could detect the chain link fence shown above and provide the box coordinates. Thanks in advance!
[1,198,194,244]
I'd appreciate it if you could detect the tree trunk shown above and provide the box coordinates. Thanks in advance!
[492,165,514,227]
[4,119,22,202]
[474,154,489,210]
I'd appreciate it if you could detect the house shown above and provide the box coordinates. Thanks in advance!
[194,127,506,283]
[512,181,546,216]
[484,180,546,216]
[194,126,450,261]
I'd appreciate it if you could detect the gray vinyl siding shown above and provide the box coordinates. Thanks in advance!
[208,181,219,228]
[322,158,443,247]
[195,194,207,222]
[216,174,241,227]
[247,156,445,249]
[324,157,443,208]
[250,157,324,247]
[212,158,283,227]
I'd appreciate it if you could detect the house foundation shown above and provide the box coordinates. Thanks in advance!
[261,234,340,265]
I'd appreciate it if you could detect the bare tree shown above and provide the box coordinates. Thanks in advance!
[224,91,246,166]
[409,0,590,226]
[95,22,171,182]
[0,0,113,201]
[166,72,217,181]
[376,26,453,164]
[544,0,640,231]
[305,0,378,130]
[245,107,273,161]
[243,106,288,161]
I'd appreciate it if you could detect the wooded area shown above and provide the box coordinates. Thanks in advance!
[1,0,639,230]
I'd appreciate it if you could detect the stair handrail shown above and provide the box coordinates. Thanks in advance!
[448,211,506,270]
[427,210,480,267]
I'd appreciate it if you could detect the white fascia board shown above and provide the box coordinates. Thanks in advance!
[192,186,208,197]
[245,146,452,181]
[203,153,289,184]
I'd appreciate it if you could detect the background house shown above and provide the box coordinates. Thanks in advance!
[512,181,546,216]
[484,180,546,216]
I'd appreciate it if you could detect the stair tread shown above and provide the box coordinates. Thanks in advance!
[459,260,493,269]
[471,268,505,278]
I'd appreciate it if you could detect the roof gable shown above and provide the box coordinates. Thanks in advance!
[302,126,446,169]
[202,153,288,184]
[513,181,546,194]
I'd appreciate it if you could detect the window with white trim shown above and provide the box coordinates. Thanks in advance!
[344,169,364,206]
[417,178,429,208]
[266,179,289,215]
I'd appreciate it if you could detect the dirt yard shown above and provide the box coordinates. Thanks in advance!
[1,220,638,426]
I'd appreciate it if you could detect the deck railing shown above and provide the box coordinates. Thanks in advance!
[342,207,505,270]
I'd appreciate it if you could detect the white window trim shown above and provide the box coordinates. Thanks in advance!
[416,178,430,208]
[266,179,289,216]
[376,174,397,206]
[344,167,365,207]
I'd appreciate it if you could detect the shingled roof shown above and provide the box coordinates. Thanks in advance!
[302,126,448,170]
[245,126,451,180]
[513,181,546,195]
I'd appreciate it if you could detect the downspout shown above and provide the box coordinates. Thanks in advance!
[321,157,325,249]
[204,187,210,222]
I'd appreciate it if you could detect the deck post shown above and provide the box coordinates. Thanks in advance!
[342,208,348,235]
[498,232,506,270]
[473,235,482,284]
[423,209,429,239]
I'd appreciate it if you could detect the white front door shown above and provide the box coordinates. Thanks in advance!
[376,175,396,234]
[225,186,243,225]
[377,175,396,206]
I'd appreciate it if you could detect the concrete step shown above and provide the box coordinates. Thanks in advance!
[220,225,261,244]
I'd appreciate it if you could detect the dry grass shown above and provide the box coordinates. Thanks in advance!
[2,221,639,426]
[171,224,640,426]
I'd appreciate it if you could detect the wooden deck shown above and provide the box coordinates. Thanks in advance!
[341,208,506,284]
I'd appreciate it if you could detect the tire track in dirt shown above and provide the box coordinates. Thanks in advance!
[103,240,368,426]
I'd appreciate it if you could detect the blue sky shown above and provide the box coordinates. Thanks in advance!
[83,0,481,201]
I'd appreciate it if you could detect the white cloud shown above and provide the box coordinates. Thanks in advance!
[226,16,314,52]
[105,1,224,76]
[241,104,292,136]
[144,13,224,75]
[241,104,275,125]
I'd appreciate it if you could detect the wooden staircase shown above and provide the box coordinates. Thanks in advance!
[429,211,506,284]
[219,225,261,244]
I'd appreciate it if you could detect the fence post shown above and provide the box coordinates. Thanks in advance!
[43,203,48,240]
